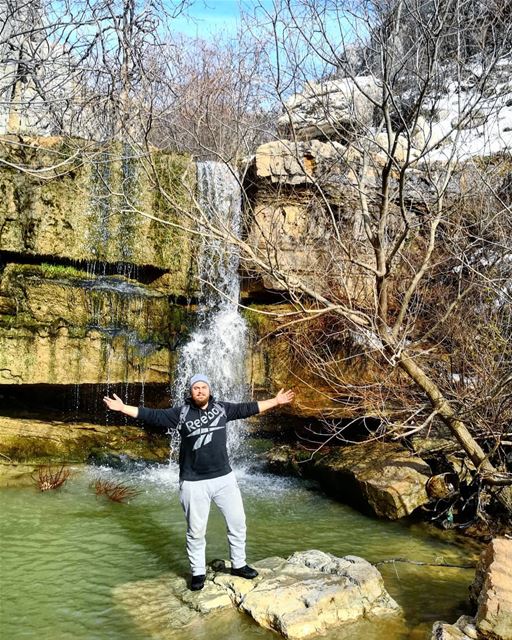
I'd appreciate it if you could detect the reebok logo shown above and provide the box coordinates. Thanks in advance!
[184,405,225,450]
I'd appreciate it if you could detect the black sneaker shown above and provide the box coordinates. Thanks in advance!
[190,574,206,591]
[231,565,259,579]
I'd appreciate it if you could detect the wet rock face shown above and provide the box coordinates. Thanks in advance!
[0,138,195,276]
[267,442,431,519]
[0,264,191,385]
[0,138,197,390]
[114,550,402,640]
[0,416,169,465]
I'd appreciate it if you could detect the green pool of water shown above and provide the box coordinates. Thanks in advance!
[0,461,479,640]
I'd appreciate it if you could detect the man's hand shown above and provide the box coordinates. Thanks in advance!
[276,388,295,405]
[258,388,295,413]
[103,393,124,411]
[103,394,139,418]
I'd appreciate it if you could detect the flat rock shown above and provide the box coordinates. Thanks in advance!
[114,550,401,640]
[267,442,431,519]
[0,415,169,463]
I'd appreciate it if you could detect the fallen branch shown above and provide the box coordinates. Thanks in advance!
[480,473,512,486]
[374,558,475,569]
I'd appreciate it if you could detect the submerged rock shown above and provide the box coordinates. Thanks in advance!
[432,615,479,640]
[267,442,431,519]
[114,550,402,640]
[113,571,236,639]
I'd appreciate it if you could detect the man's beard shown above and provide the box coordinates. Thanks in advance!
[192,393,209,407]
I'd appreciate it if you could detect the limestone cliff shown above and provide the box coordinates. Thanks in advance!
[0,137,197,387]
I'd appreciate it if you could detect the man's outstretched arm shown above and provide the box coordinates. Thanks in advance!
[103,394,139,418]
[258,388,295,413]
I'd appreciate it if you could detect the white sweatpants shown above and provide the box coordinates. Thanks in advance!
[179,471,247,576]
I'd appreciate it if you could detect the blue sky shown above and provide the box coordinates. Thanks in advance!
[171,1,251,39]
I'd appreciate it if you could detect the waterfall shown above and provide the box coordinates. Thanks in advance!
[172,162,248,459]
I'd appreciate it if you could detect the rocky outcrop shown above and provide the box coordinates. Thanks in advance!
[267,442,431,519]
[0,137,195,277]
[254,138,348,185]
[248,139,349,292]
[277,77,381,142]
[0,264,192,384]
[114,550,402,640]
[245,56,512,298]
[274,56,512,160]
[432,538,512,640]
[0,415,169,464]
[471,538,512,639]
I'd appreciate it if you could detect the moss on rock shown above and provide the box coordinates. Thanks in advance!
[0,136,197,286]
[0,416,169,464]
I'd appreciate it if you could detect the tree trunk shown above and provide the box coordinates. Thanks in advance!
[398,350,512,514]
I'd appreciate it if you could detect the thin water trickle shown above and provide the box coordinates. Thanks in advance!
[171,162,248,460]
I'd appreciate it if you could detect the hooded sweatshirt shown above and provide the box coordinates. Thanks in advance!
[137,397,259,481]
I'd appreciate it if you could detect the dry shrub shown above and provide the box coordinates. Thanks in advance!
[92,479,141,503]
[32,465,71,491]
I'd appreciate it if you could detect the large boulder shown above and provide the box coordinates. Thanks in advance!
[114,551,402,640]
[233,551,401,639]
[471,538,512,640]
[267,442,431,519]
[431,538,512,640]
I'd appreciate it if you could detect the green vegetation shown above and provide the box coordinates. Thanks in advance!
[39,263,91,280]
[3,262,91,281]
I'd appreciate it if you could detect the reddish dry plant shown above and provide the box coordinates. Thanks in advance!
[92,479,141,503]
[32,465,71,491]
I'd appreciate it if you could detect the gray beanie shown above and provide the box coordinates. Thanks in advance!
[189,373,211,389]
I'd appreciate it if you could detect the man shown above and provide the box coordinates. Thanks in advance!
[103,374,294,591]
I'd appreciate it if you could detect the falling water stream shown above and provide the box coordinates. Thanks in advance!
[172,162,248,459]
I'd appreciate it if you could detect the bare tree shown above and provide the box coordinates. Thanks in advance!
[145,34,277,162]
[0,0,192,148]
[223,0,512,512]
